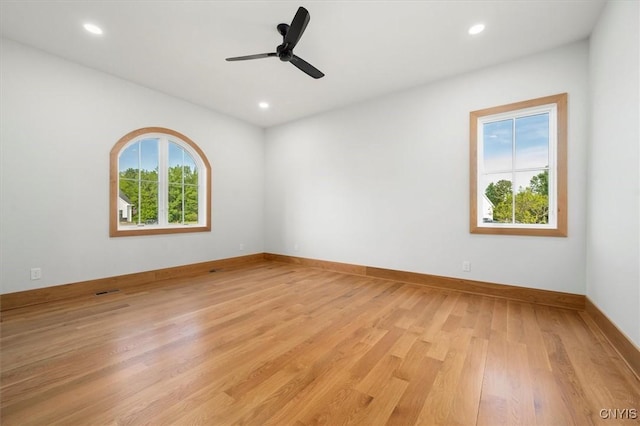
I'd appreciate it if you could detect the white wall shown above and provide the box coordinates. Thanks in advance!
[0,39,265,294]
[587,0,640,346]
[265,41,589,294]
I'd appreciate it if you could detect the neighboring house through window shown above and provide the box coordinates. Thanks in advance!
[110,127,211,237]
[470,93,567,237]
[118,190,132,223]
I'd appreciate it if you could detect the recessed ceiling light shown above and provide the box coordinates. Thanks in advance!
[258,102,270,109]
[468,23,485,35]
[83,23,103,35]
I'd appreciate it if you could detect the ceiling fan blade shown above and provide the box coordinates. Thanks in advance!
[284,7,310,50]
[226,53,277,61]
[290,55,324,79]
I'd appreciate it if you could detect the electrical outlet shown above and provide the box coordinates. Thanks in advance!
[239,243,245,251]
[462,261,471,272]
[30,267,42,280]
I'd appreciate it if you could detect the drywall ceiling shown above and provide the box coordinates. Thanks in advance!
[0,0,605,128]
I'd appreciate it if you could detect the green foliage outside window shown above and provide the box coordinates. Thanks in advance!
[485,170,549,224]
[119,165,198,225]
[119,168,158,224]
[168,165,199,224]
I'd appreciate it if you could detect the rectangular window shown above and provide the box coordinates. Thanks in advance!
[470,93,567,237]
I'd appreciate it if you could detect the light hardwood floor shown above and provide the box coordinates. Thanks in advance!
[1,261,638,425]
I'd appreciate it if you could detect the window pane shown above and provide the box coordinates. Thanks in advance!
[139,181,159,224]
[169,142,183,184]
[514,170,549,224]
[118,179,138,227]
[118,138,158,226]
[483,119,513,172]
[168,183,183,224]
[169,184,199,224]
[168,142,198,183]
[482,173,513,223]
[515,113,549,169]
[140,138,159,173]
[184,185,198,223]
[168,141,199,224]
[184,153,197,182]
[119,143,139,174]
[120,139,159,172]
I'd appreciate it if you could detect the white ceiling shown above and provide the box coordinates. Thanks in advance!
[1,0,605,128]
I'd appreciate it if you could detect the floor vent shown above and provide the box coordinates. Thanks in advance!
[95,289,120,296]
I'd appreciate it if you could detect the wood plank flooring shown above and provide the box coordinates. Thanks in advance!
[1,261,638,425]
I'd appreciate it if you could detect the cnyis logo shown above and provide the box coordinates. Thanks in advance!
[599,408,638,420]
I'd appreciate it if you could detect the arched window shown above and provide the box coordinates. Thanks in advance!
[110,127,211,237]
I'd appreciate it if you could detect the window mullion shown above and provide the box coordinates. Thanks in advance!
[477,125,485,227]
[137,141,142,226]
[158,138,168,225]
[511,118,516,224]
[182,148,185,224]
[198,158,204,226]
[549,107,557,226]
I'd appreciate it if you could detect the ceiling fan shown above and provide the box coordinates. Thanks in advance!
[225,6,325,79]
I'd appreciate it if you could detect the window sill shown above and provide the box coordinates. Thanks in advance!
[470,224,567,237]
[110,225,211,237]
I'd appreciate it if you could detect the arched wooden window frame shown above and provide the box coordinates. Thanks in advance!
[110,127,211,237]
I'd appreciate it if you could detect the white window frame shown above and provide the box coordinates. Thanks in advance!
[470,93,567,237]
[110,127,211,237]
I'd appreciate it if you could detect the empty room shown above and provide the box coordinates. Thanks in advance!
[1,0,638,424]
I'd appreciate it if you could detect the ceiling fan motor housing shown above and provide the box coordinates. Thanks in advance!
[276,44,294,62]
[277,24,293,62]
